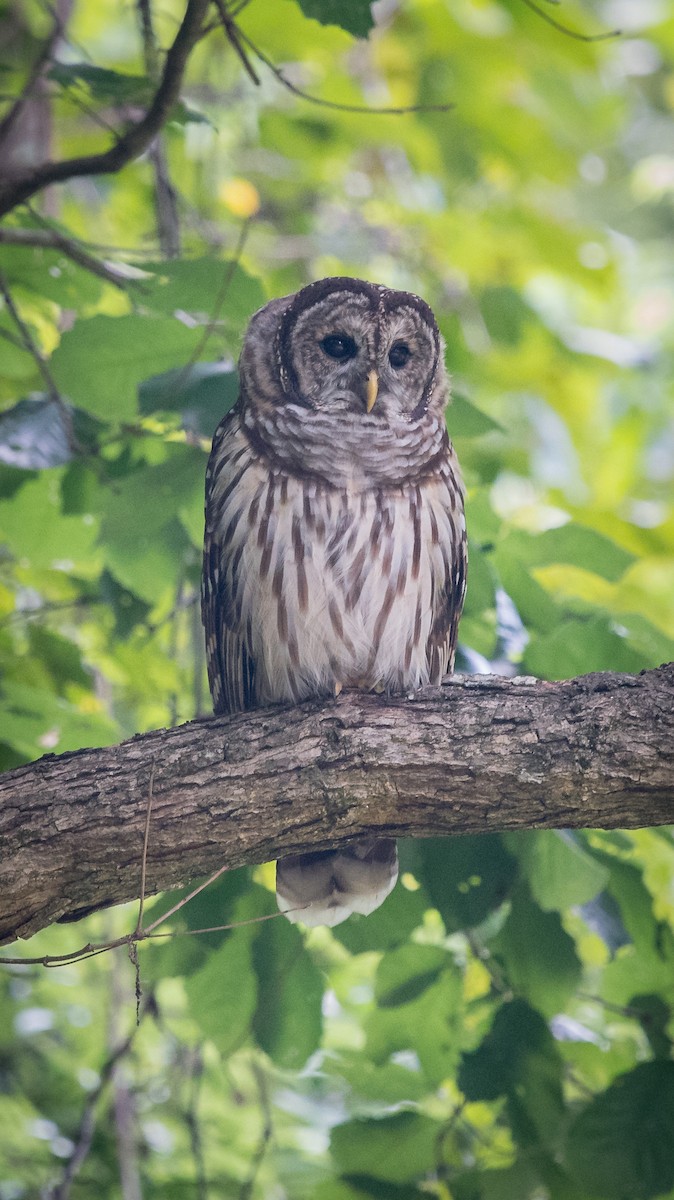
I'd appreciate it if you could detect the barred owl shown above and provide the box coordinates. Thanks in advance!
[202,277,466,926]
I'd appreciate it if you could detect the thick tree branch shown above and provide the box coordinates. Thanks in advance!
[0,0,209,219]
[0,665,672,946]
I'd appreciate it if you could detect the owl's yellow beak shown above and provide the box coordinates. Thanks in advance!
[365,370,379,412]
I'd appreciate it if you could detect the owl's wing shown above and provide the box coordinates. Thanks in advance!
[201,407,258,716]
[425,459,467,682]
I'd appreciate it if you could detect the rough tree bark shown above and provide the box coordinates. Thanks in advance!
[1,665,672,945]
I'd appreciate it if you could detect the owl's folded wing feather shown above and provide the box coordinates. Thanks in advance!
[201,407,257,716]
[425,454,468,683]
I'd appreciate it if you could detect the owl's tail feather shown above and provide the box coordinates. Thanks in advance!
[276,838,398,928]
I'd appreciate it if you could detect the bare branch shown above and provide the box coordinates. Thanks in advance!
[519,0,620,42]
[0,268,81,452]
[0,0,210,219]
[0,664,672,947]
[213,0,261,86]
[137,0,182,258]
[0,227,134,289]
[238,28,453,115]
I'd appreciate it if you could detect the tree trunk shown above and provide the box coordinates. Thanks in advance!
[1,665,672,945]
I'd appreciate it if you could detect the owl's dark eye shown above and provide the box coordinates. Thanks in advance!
[320,333,357,361]
[389,342,412,369]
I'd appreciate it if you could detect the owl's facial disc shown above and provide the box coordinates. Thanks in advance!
[274,277,444,423]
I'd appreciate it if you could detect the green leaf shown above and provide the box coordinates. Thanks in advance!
[331,1112,442,1183]
[630,994,673,1061]
[333,871,429,953]
[461,538,498,618]
[0,469,99,567]
[138,362,239,438]
[417,835,518,932]
[492,884,581,1016]
[140,259,265,326]
[51,315,206,420]
[450,393,502,438]
[184,927,257,1057]
[524,616,648,681]
[100,446,204,600]
[49,62,152,105]
[27,626,90,694]
[501,526,634,582]
[507,831,609,912]
[365,963,464,1086]
[333,1055,427,1108]
[565,1062,674,1199]
[252,916,323,1068]
[374,944,448,1008]
[480,286,530,346]
[0,235,103,307]
[492,550,561,636]
[459,998,555,1102]
[142,871,254,982]
[296,0,374,38]
[0,679,117,758]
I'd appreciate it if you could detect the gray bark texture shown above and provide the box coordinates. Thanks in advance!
[1,665,672,945]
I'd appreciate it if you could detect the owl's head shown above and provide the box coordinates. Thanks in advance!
[239,277,449,427]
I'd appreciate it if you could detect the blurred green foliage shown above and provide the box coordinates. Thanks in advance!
[1,0,673,1196]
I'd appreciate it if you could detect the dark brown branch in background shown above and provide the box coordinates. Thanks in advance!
[213,0,261,85]
[137,0,182,258]
[0,0,210,219]
[0,664,672,947]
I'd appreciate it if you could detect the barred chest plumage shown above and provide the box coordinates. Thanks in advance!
[204,409,466,710]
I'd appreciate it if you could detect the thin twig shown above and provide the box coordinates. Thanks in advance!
[0,270,61,404]
[143,862,233,933]
[0,325,26,351]
[0,227,133,289]
[213,0,261,85]
[0,268,81,453]
[145,910,291,938]
[176,219,250,385]
[519,0,620,42]
[0,0,210,218]
[237,28,453,115]
[0,901,295,967]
